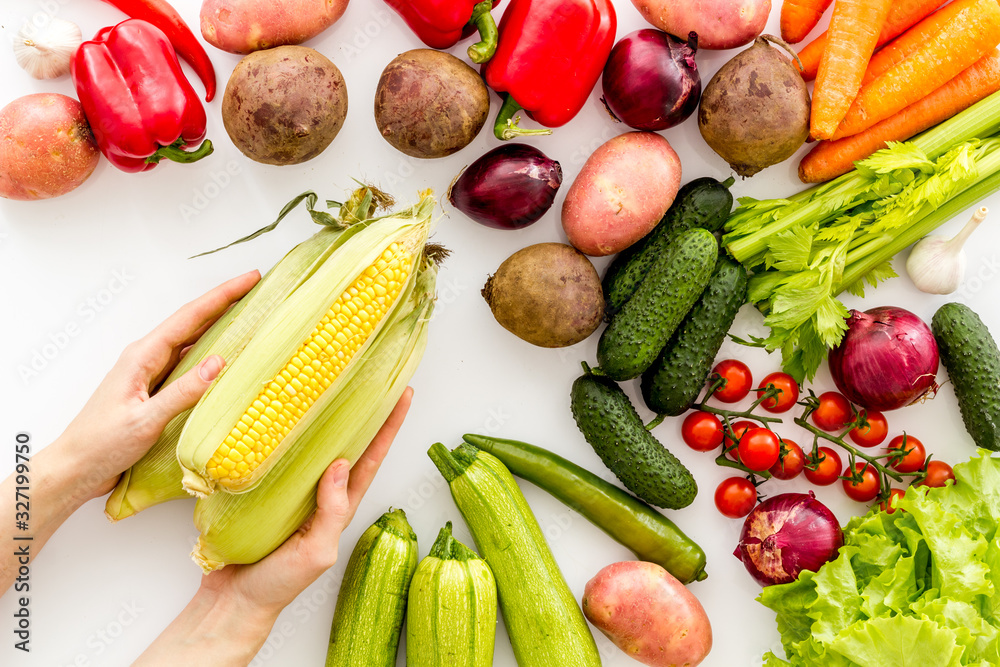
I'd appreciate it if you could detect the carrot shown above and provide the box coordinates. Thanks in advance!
[831,0,1000,140]
[781,0,833,44]
[800,50,1000,183]
[795,0,945,81]
[863,0,984,85]
[810,0,894,140]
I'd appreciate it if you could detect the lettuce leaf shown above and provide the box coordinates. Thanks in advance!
[758,452,1000,666]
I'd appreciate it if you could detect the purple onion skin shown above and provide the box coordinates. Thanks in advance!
[602,29,701,131]
[828,306,940,412]
[449,143,562,230]
[734,492,843,587]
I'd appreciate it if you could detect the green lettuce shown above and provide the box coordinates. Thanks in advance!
[759,452,1000,666]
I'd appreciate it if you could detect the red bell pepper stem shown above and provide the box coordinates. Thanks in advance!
[468,1,499,63]
[146,139,214,165]
[493,95,553,140]
[100,0,217,102]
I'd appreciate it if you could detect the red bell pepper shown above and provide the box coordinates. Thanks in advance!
[100,0,216,101]
[483,0,616,139]
[71,20,213,174]
[385,0,500,63]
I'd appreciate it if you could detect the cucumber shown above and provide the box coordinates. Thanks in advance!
[325,509,418,667]
[602,176,734,318]
[406,522,497,667]
[462,433,707,583]
[571,371,697,509]
[428,443,601,667]
[641,255,748,416]
[932,302,1000,451]
[597,227,719,381]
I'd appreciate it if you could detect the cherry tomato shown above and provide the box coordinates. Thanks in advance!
[849,409,888,448]
[711,359,753,403]
[880,488,906,514]
[715,477,757,518]
[681,411,724,452]
[769,439,805,480]
[918,460,955,488]
[737,428,781,472]
[756,372,799,413]
[723,420,756,461]
[812,391,854,432]
[803,446,842,486]
[843,462,881,502]
[887,434,926,473]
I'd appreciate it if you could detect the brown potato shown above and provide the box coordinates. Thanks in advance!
[483,243,604,348]
[374,49,489,159]
[222,46,348,166]
[0,93,100,201]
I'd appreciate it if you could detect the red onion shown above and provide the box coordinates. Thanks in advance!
[601,29,701,131]
[828,306,939,411]
[448,143,562,230]
[734,492,843,587]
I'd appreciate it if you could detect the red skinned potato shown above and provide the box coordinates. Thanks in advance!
[200,0,349,54]
[583,561,712,667]
[562,132,681,257]
[0,93,100,201]
[630,0,771,50]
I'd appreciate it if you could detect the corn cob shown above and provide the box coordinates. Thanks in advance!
[406,522,497,667]
[190,246,438,571]
[178,193,434,497]
[104,188,389,521]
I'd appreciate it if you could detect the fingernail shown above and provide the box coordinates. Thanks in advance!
[199,355,224,382]
[333,462,349,488]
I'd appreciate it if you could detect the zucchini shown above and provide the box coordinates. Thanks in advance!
[597,227,718,381]
[571,371,697,509]
[641,255,748,416]
[603,176,734,318]
[462,433,707,583]
[325,508,418,667]
[406,522,497,667]
[428,443,601,667]
[932,302,1000,451]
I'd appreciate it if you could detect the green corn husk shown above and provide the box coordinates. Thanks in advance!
[406,522,497,667]
[103,188,409,520]
[191,259,437,571]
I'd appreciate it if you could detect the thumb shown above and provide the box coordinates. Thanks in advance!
[146,355,225,429]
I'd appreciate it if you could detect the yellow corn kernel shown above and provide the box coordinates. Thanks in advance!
[204,242,411,489]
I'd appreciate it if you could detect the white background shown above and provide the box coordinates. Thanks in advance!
[0,0,997,665]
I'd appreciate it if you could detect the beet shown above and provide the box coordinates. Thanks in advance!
[483,243,604,348]
[698,35,810,177]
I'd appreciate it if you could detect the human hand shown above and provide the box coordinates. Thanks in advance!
[197,386,414,616]
[50,269,261,503]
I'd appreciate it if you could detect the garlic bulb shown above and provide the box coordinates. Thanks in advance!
[905,206,987,295]
[13,18,83,80]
